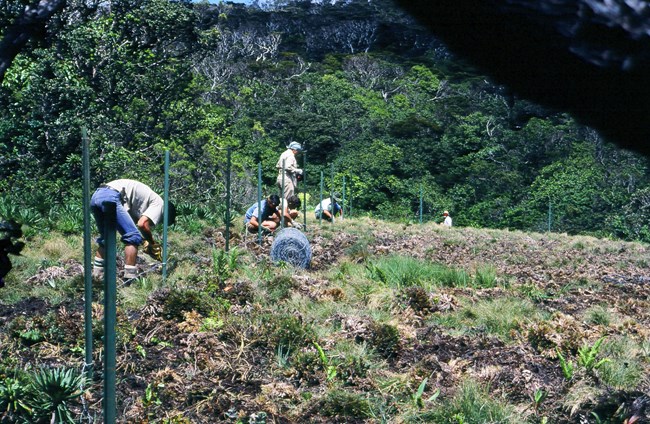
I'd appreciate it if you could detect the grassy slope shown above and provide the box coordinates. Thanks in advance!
[1,216,649,423]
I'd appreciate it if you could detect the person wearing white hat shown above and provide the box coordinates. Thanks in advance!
[276,141,303,199]
[443,210,452,227]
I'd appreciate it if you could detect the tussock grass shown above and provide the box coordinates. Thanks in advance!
[437,297,546,341]
[598,336,646,389]
[407,379,521,423]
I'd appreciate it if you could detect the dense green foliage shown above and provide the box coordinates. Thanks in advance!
[1,0,650,240]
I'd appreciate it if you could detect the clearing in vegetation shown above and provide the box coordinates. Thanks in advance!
[0,217,648,423]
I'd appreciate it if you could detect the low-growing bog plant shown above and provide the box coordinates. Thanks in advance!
[0,376,32,420]
[438,266,471,287]
[592,336,645,389]
[584,305,611,327]
[556,348,575,380]
[369,322,401,358]
[577,336,610,373]
[320,389,373,419]
[473,264,498,288]
[412,379,519,423]
[444,297,543,341]
[29,366,88,424]
[365,255,443,289]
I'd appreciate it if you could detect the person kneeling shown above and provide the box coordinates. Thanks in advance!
[314,193,342,223]
[244,194,280,234]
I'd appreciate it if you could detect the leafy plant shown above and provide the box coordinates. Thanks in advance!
[28,367,87,423]
[532,388,547,412]
[556,348,574,380]
[412,377,440,408]
[577,336,610,372]
[144,383,164,408]
[0,377,32,420]
[313,341,337,382]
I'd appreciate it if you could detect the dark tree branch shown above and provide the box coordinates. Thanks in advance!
[0,0,66,83]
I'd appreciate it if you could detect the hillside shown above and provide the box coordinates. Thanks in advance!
[1,218,648,423]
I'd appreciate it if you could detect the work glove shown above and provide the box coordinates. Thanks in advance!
[292,222,303,230]
[142,240,163,261]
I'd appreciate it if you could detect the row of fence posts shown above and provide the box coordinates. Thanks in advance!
[81,142,356,421]
[82,131,174,423]
[86,135,559,421]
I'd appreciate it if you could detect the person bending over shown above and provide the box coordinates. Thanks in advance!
[91,179,175,280]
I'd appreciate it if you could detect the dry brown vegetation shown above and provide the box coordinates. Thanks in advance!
[1,217,649,423]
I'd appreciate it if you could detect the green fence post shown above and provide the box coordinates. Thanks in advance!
[342,176,346,221]
[225,147,231,252]
[258,163,262,245]
[162,150,170,282]
[82,128,93,381]
[281,159,286,229]
[330,163,335,224]
[548,199,552,232]
[102,202,117,424]
[419,184,423,224]
[303,149,307,230]
[319,171,324,225]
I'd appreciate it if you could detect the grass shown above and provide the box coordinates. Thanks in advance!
[597,336,646,389]
[407,379,521,423]
[435,297,546,341]
[1,219,649,423]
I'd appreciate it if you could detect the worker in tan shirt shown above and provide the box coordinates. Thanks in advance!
[276,142,303,199]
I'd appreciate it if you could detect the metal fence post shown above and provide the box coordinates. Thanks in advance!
[257,163,262,245]
[319,171,324,225]
[82,128,93,381]
[303,149,307,230]
[330,163,334,224]
[281,159,286,229]
[225,147,231,251]
[342,176,346,221]
[419,184,423,224]
[102,202,117,424]
[162,150,170,282]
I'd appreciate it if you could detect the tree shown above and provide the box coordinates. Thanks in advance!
[0,0,66,83]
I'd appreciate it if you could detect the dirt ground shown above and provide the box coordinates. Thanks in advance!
[1,222,649,423]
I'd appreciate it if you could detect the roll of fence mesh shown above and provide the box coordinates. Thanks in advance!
[270,228,311,269]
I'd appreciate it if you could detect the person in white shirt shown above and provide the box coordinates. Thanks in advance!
[443,210,452,227]
[315,193,342,223]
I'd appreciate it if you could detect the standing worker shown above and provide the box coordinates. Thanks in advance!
[276,142,303,199]
[443,210,452,227]
[91,179,175,280]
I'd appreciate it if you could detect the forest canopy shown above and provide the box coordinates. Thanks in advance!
[1,0,650,242]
